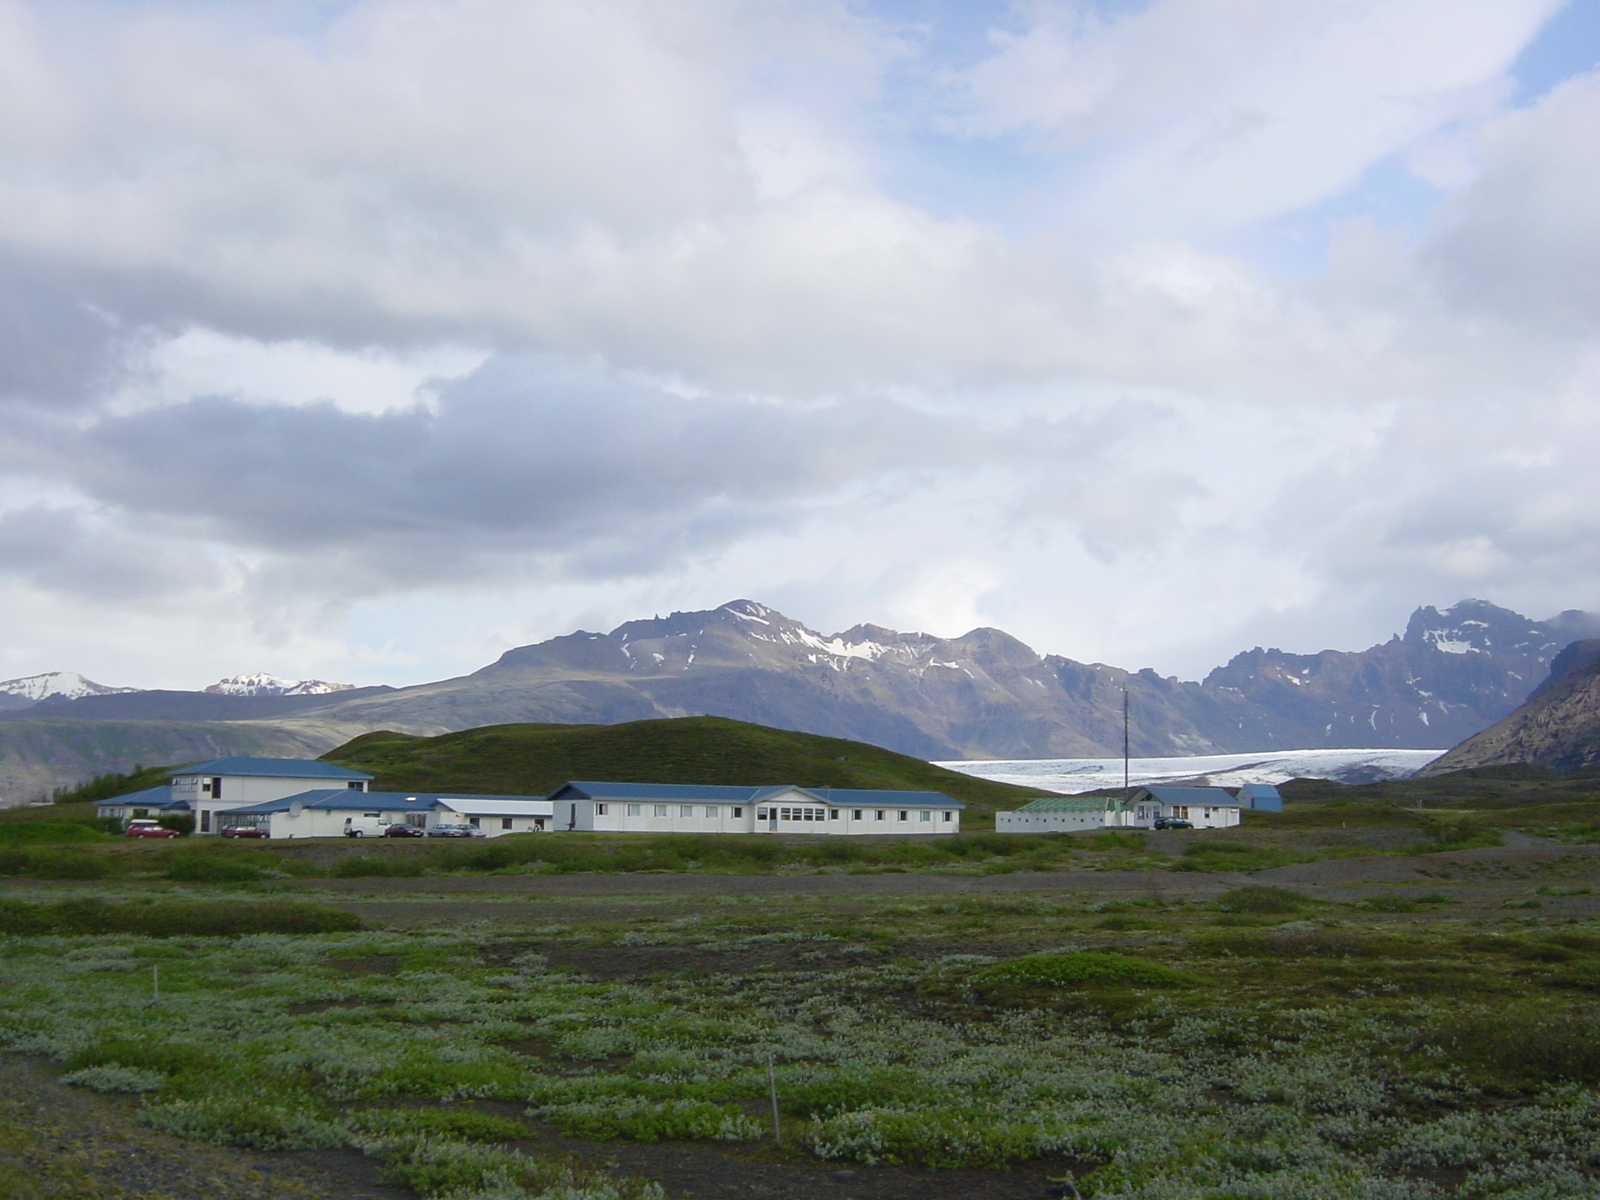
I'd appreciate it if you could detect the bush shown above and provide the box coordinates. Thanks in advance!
[533,1097,760,1143]
[355,1109,531,1143]
[333,855,425,878]
[59,1065,165,1094]
[140,1093,346,1150]
[973,951,1201,988]
[165,854,264,883]
[1214,886,1308,914]
[1419,1015,1600,1083]
[807,1108,1043,1168]
[783,1070,919,1117]
[26,850,110,880]
[0,898,362,937]
[0,823,109,845]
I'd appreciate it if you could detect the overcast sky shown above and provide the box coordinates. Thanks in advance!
[1,0,1598,689]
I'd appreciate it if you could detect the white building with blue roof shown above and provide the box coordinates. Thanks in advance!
[222,790,553,839]
[94,785,191,826]
[169,757,373,834]
[550,782,962,835]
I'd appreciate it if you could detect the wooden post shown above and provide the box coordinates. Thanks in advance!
[767,1054,781,1142]
[151,964,159,1004]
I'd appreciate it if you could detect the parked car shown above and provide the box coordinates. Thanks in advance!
[426,823,485,838]
[221,825,267,838]
[383,823,426,837]
[1152,817,1193,830]
[124,819,181,838]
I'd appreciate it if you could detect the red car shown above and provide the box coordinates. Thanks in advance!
[124,820,181,839]
[383,824,425,838]
[221,825,268,839]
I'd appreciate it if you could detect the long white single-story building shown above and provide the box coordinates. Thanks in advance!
[995,795,1137,833]
[221,791,552,838]
[549,782,963,835]
[998,783,1276,832]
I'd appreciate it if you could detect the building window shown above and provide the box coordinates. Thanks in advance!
[595,803,608,815]
[1174,806,1189,819]
[627,804,642,816]
[654,805,668,817]
[733,807,743,818]
[829,809,839,820]
[200,780,212,795]
[875,810,885,820]
[347,781,364,790]
[211,777,223,798]
[919,810,931,822]
[502,818,514,829]
[200,810,211,832]
[469,817,480,827]
[681,805,695,817]
[942,811,952,822]
[704,806,718,817]
[898,810,908,822]
[853,809,863,820]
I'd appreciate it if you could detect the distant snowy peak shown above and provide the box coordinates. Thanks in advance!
[0,671,139,702]
[204,673,355,698]
[1405,598,1556,656]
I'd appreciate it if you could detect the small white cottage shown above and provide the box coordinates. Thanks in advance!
[1128,786,1242,829]
[995,795,1136,832]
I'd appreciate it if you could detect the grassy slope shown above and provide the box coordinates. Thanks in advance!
[320,715,1054,817]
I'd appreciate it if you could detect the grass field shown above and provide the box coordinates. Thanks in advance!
[7,874,1600,1199]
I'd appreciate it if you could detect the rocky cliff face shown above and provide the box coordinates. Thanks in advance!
[285,597,1594,761]
[1419,639,1600,775]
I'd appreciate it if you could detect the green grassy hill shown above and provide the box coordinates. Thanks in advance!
[320,715,1055,818]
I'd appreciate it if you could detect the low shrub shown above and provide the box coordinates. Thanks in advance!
[140,1093,346,1150]
[1197,928,1386,958]
[0,898,362,937]
[782,1069,920,1117]
[377,1137,664,1200]
[355,1109,531,1143]
[973,951,1200,988]
[333,855,426,878]
[533,1097,760,1143]
[0,823,109,845]
[165,854,265,883]
[808,1107,1043,1168]
[58,1065,166,1094]
[1214,886,1308,914]
[1088,831,1147,852]
[1419,1015,1600,1083]
[64,1037,218,1079]
[26,850,111,880]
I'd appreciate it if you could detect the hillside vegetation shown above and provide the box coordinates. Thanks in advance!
[320,715,1054,815]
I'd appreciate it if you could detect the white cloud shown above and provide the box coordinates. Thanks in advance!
[0,0,1591,698]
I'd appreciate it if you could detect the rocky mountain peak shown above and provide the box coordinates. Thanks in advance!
[203,673,355,698]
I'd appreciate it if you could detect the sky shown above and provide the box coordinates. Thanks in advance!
[0,0,1598,690]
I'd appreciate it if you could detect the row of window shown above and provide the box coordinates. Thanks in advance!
[595,804,952,823]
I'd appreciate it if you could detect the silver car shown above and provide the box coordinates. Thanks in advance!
[425,823,486,838]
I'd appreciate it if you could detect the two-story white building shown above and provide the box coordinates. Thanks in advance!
[169,757,373,834]
[549,782,963,835]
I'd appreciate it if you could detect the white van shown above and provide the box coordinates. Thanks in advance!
[343,813,392,837]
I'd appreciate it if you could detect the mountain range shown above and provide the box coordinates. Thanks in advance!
[1,596,1595,802]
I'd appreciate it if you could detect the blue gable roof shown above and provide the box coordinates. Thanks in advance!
[1134,786,1241,805]
[171,757,371,781]
[796,788,963,809]
[226,789,543,815]
[95,785,190,811]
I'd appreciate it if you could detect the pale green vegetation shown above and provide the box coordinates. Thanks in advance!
[4,885,1600,1198]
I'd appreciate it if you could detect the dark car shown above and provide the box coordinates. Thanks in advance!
[221,825,268,838]
[124,819,181,838]
[1153,817,1193,830]
[426,823,486,838]
[383,823,426,837]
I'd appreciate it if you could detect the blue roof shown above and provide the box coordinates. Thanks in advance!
[226,790,542,815]
[95,785,189,811]
[1237,783,1282,797]
[1134,786,1241,805]
[171,757,371,781]
[548,781,962,808]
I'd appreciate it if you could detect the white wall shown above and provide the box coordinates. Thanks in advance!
[996,811,1109,832]
[179,772,367,834]
[558,794,961,835]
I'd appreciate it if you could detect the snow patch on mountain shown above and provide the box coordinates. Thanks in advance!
[204,673,355,697]
[939,747,1445,793]
[0,672,139,703]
